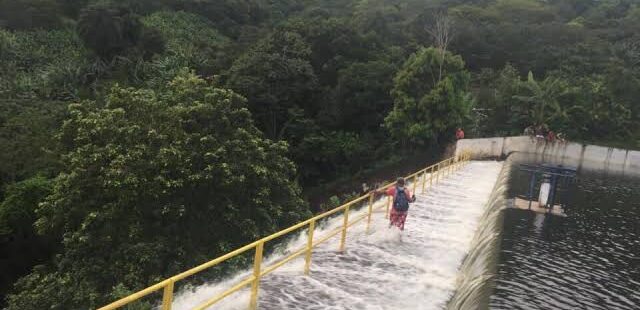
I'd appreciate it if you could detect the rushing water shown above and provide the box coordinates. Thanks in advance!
[489,172,640,309]
[172,161,503,309]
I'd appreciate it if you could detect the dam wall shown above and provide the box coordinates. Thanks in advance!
[454,136,640,176]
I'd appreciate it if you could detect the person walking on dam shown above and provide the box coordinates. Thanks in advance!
[375,177,416,231]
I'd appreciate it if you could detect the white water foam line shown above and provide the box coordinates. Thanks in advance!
[172,161,504,310]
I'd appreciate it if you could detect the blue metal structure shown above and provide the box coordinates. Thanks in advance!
[519,163,577,213]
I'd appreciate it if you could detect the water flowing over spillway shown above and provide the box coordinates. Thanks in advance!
[172,161,503,310]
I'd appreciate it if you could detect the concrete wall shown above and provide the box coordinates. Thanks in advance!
[455,136,640,176]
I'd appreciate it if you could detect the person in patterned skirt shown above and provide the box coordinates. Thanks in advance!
[375,177,416,230]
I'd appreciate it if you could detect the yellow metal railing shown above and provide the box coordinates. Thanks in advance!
[99,153,471,310]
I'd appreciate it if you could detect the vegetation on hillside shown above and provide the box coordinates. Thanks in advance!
[1,0,639,308]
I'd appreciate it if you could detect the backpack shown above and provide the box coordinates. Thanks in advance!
[393,187,410,211]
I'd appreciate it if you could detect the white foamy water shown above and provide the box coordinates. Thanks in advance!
[172,161,503,310]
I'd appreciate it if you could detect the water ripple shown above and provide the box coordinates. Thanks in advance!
[490,175,640,309]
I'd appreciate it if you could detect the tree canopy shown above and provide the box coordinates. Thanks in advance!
[385,47,472,146]
[2,0,640,307]
[5,72,310,309]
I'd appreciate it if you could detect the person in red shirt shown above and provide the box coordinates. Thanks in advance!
[547,130,556,143]
[375,177,416,230]
[456,128,465,140]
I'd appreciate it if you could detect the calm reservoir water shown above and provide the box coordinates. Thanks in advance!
[489,172,640,309]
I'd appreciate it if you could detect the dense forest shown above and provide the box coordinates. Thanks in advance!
[1,0,639,308]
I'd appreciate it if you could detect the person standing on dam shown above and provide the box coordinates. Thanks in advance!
[375,177,416,230]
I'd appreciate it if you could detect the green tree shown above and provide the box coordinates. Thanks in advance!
[0,177,51,235]
[141,11,231,83]
[0,99,65,191]
[321,60,397,133]
[77,2,164,60]
[0,176,54,302]
[607,40,640,121]
[282,16,375,87]
[449,0,584,74]
[226,30,318,140]
[77,3,142,59]
[6,72,310,309]
[0,0,63,30]
[0,29,88,100]
[513,71,571,128]
[472,64,529,136]
[385,47,472,146]
[564,75,633,140]
[172,0,272,37]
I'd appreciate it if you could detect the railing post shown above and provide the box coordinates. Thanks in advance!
[411,175,417,194]
[436,163,441,183]
[421,169,427,192]
[443,160,447,177]
[249,242,264,310]
[444,160,448,176]
[304,220,315,275]
[161,280,174,310]
[366,193,374,233]
[444,159,450,176]
[434,164,438,183]
[385,196,390,218]
[430,166,434,186]
[339,204,350,252]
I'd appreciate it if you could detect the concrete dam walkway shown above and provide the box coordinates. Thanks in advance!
[172,161,503,310]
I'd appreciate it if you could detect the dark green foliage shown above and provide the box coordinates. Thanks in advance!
[0,176,55,302]
[0,176,52,236]
[472,64,528,136]
[77,3,141,59]
[0,0,64,30]
[325,60,397,133]
[141,11,230,82]
[77,2,165,60]
[474,64,635,143]
[2,0,640,307]
[0,100,66,190]
[226,29,318,140]
[450,0,584,74]
[513,72,572,129]
[6,72,310,309]
[385,47,472,146]
[0,29,88,100]
[281,16,379,87]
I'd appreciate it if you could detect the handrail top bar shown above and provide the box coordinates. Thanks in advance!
[375,157,453,189]
[98,239,262,310]
[261,218,313,242]
[172,240,261,281]
[98,280,171,310]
